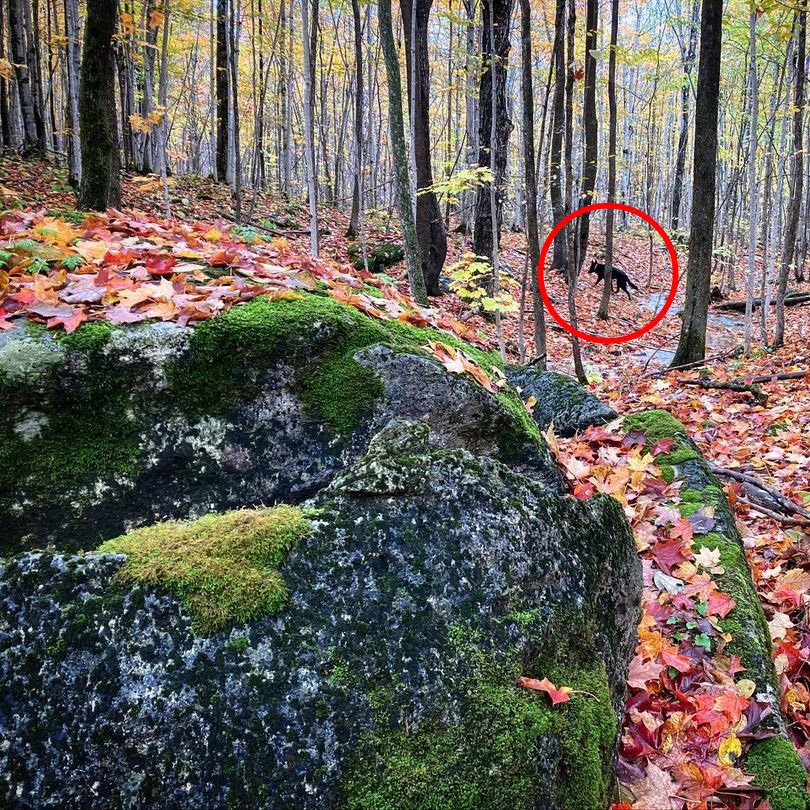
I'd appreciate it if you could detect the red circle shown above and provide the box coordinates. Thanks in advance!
[537,203,679,344]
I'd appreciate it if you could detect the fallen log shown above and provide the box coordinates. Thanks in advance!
[714,293,810,312]
[642,347,742,378]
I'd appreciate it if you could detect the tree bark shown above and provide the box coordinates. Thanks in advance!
[775,4,806,347]
[744,7,759,353]
[519,0,546,367]
[78,0,121,210]
[215,0,229,182]
[576,0,599,273]
[9,0,45,155]
[597,0,618,321]
[378,0,427,304]
[401,0,448,296]
[671,0,723,367]
[301,0,319,256]
[64,0,82,183]
[671,0,699,232]
[549,0,567,270]
[472,0,514,290]
[346,0,363,238]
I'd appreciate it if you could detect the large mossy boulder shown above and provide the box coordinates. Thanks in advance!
[0,420,642,809]
[507,367,617,437]
[1,293,562,552]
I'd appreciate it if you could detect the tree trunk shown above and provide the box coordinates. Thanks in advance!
[378,0,427,304]
[744,7,759,353]
[78,0,121,210]
[670,0,699,232]
[519,0,546,367]
[549,0,567,270]
[301,0,319,256]
[0,0,13,148]
[576,0,599,273]
[9,0,45,155]
[401,0,448,296]
[472,0,514,290]
[215,0,229,182]
[775,4,806,347]
[64,0,82,183]
[597,0,618,320]
[346,0,363,238]
[671,0,723,367]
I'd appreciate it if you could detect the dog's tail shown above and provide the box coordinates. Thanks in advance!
[627,278,640,291]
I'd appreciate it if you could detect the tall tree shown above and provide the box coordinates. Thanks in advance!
[774,3,806,347]
[744,5,759,353]
[215,0,229,182]
[8,0,46,155]
[78,0,121,210]
[401,0,448,296]
[597,0,618,320]
[518,0,545,366]
[671,0,723,367]
[671,0,700,232]
[0,0,12,149]
[301,0,319,256]
[346,0,363,238]
[549,0,567,271]
[378,0,427,304]
[575,0,599,273]
[64,0,82,184]
[472,0,513,290]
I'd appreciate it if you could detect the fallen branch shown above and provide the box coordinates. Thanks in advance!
[642,347,742,378]
[739,498,810,528]
[744,371,808,384]
[714,293,810,312]
[680,378,768,405]
[708,463,810,521]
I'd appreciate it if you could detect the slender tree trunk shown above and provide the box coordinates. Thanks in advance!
[519,0,546,367]
[671,0,699,232]
[78,0,121,210]
[744,7,759,353]
[576,0,599,274]
[597,0,618,320]
[549,0,567,270]
[301,0,319,255]
[215,0,229,182]
[401,0,448,295]
[671,0,723,367]
[775,4,806,347]
[378,0,427,304]
[64,0,82,182]
[346,0,363,238]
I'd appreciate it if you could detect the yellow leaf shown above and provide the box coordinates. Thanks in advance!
[203,227,223,243]
[73,240,108,263]
[718,733,742,766]
[735,679,757,698]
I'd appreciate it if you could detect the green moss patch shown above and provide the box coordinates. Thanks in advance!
[746,737,810,810]
[98,505,311,634]
[342,620,617,810]
[623,409,687,444]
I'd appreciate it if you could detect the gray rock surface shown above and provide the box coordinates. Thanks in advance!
[507,366,618,437]
[0,420,641,809]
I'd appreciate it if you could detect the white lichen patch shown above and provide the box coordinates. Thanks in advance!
[0,337,64,383]
[13,410,49,441]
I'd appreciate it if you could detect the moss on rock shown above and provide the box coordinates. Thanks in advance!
[98,505,311,634]
[746,737,809,810]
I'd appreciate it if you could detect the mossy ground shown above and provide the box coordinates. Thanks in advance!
[98,505,311,634]
[624,410,809,810]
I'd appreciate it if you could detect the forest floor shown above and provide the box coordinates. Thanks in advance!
[2,157,810,809]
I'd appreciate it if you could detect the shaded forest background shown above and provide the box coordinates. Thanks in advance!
[0,0,807,366]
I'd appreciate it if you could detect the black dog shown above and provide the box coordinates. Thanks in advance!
[588,259,639,301]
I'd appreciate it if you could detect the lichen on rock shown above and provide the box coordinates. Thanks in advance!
[0,419,641,808]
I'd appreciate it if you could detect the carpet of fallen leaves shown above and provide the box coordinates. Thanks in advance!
[3,157,810,809]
